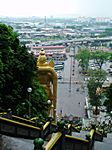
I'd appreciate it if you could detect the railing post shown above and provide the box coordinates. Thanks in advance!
[57,120,67,149]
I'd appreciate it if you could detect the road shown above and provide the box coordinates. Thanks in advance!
[56,47,87,119]
[57,83,86,117]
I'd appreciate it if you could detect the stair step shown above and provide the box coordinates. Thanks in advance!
[94,141,112,150]
[94,133,112,150]
[103,133,112,144]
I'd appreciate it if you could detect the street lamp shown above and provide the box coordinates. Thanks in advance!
[69,54,74,93]
[84,105,88,117]
[27,87,32,118]
[47,99,51,105]
[69,115,73,135]
[93,106,100,124]
[47,99,51,117]
[110,111,112,119]
[51,104,54,118]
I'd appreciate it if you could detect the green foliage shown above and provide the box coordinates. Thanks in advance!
[76,49,111,72]
[100,28,112,37]
[90,50,111,69]
[0,23,48,118]
[87,78,102,106]
[85,133,91,140]
[87,69,106,106]
[109,43,112,49]
[109,52,112,60]
[104,84,112,113]
[16,81,48,118]
[76,48,90,72]
[30,80,48,117]
[87,69,107,84]
[53,26,62,29]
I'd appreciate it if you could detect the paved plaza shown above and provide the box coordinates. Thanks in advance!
[57,83,86,118]
[56,49,87,119]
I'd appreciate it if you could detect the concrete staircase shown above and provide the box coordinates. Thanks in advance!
[94,133,112,150]
[0,135,34,150]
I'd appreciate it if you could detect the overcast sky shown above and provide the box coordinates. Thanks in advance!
[0,0,112,17]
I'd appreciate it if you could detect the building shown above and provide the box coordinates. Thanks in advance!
[31,45,67,61]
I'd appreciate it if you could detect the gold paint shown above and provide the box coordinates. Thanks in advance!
[43,121,50,130]
[45,132,62,150]
[90,129,95,139]
[37,48,57,120]
[12,115,34,123]
[0,117,41,130]
[65,135,89,143]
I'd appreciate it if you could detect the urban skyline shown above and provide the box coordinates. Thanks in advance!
[0,0,112,18]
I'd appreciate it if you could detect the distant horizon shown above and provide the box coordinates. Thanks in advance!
[0,0,112,18]
[0,14,112,19]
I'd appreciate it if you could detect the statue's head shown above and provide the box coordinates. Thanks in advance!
[37,48,48,66]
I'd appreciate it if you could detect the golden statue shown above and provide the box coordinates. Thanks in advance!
[37,48,57,120]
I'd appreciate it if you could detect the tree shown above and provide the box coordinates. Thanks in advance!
[104,84,112,113]
[0,23,48,118]
[90,50,111,69]
[108,43,112,49]
[87,69,107,109]
[100,28,112,37]
[16,79,48,118]
[76,48,90,73]
[109,52,112,61]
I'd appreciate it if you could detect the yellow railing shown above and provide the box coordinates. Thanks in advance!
[0,112,7,115]
[0,112,35,123]
[30,116,38,121]
[90,129,95,140]
[43,122,50,130]
[65,135,89,143]
[68,124,71,129]
[72,125,80,132]
[96,128,103,135]
[0,116,41,130]
[12,115,35,123]
[45,132,62,150]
